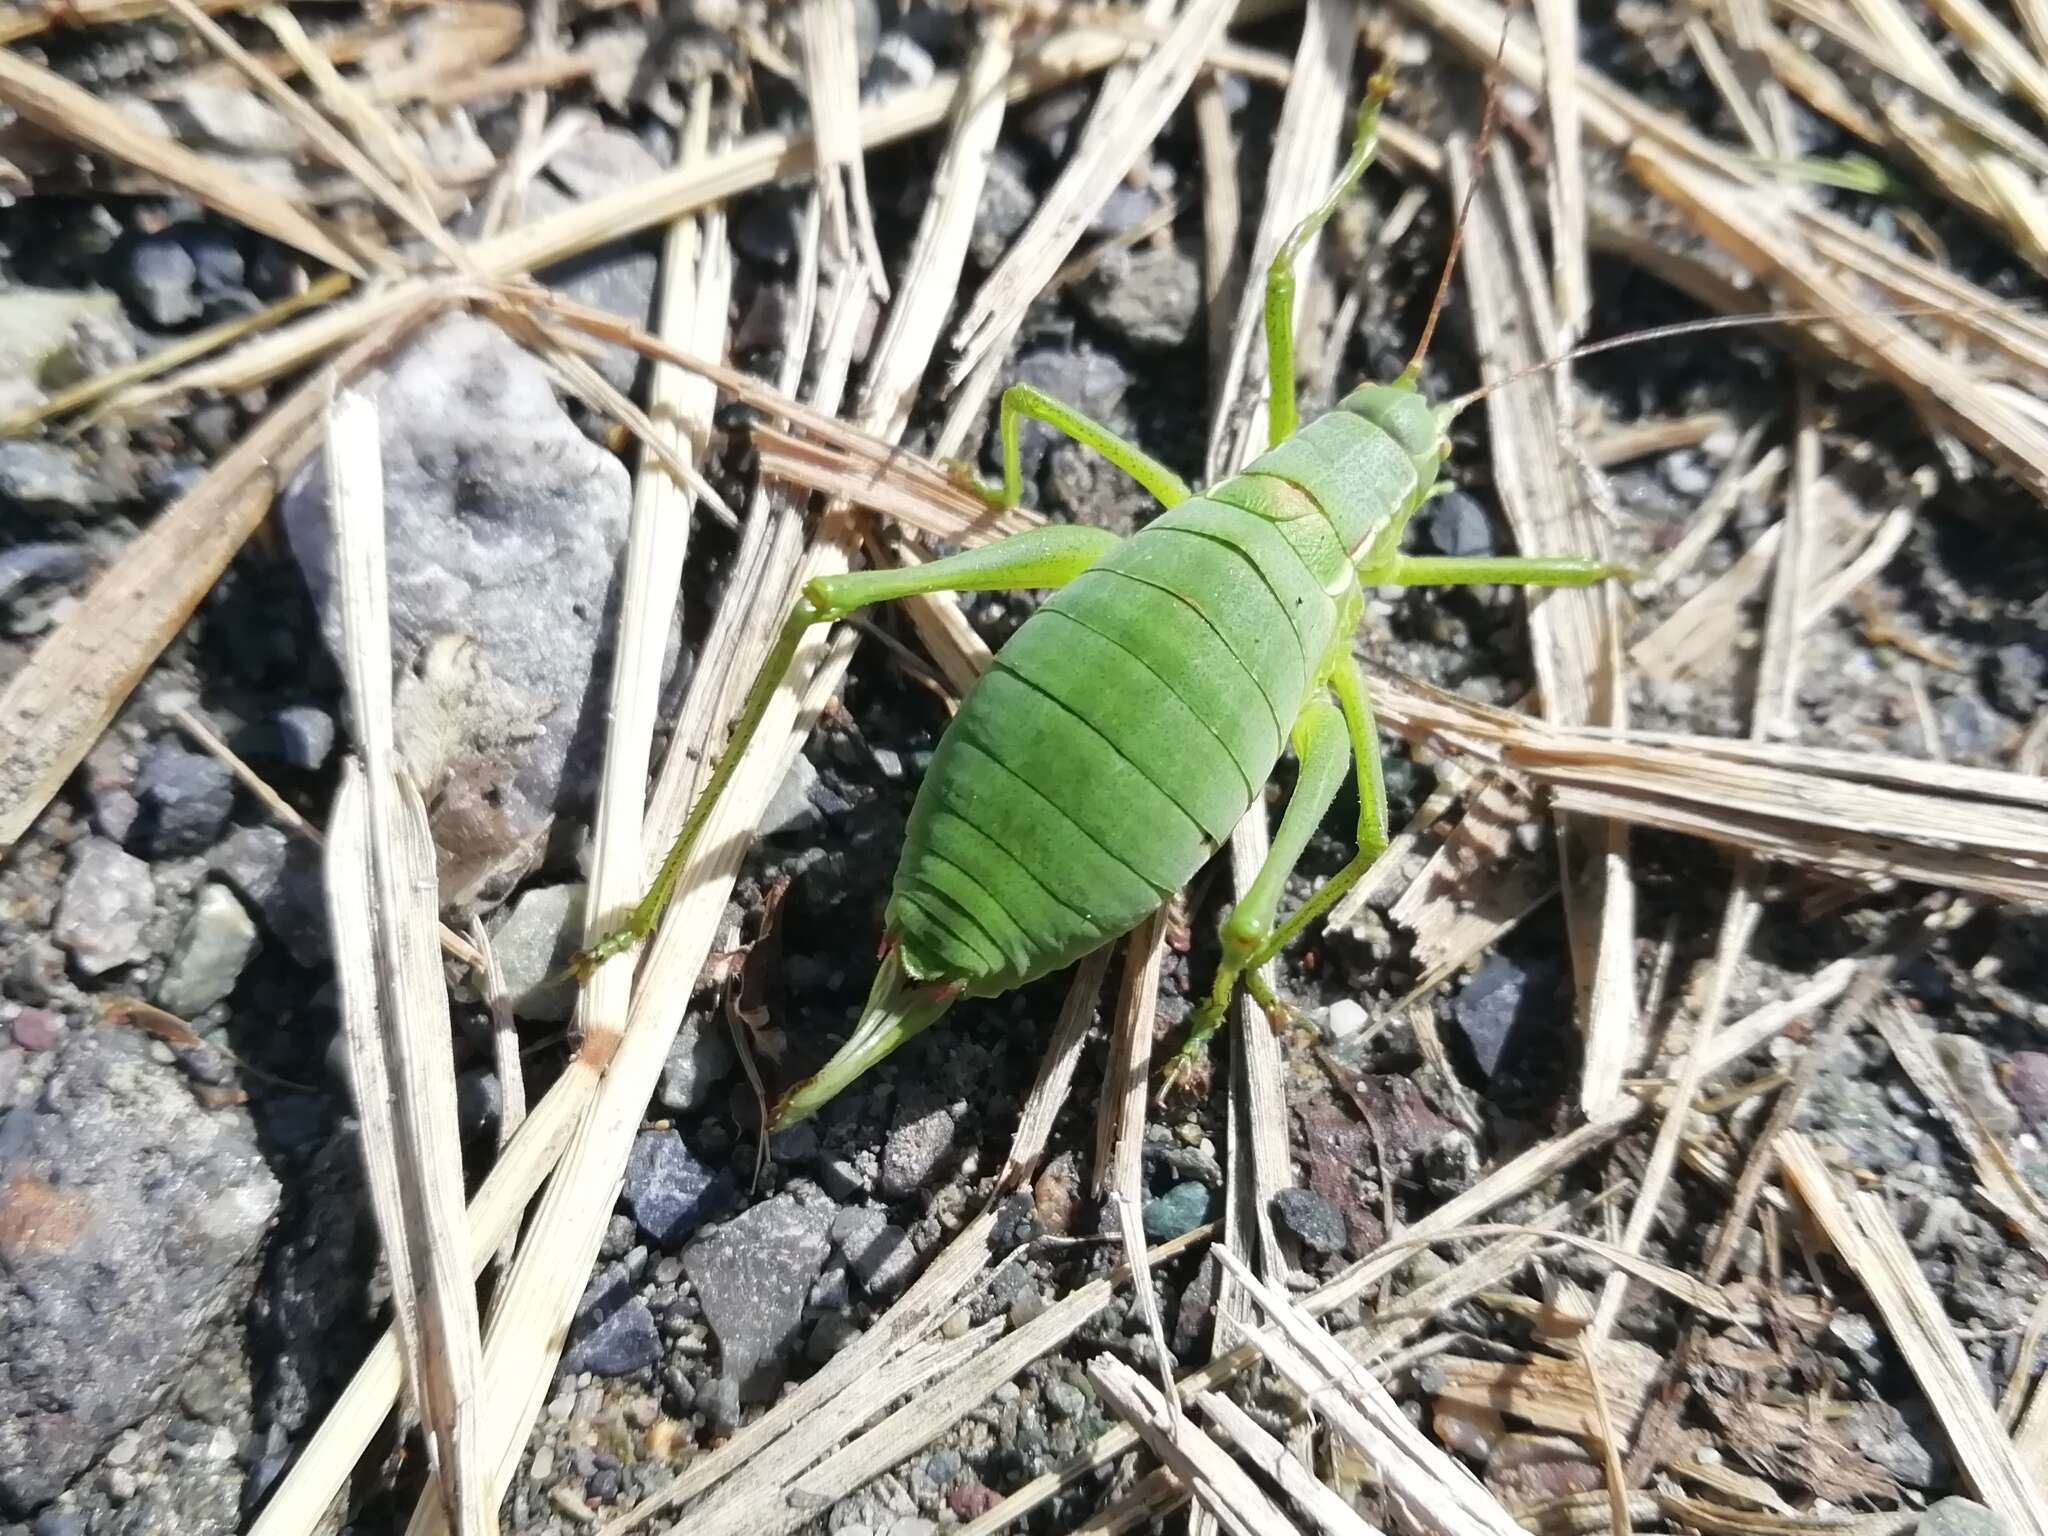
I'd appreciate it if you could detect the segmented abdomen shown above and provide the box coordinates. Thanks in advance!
[888,486,1358,993]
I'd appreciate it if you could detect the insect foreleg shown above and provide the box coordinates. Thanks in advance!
[572,523,1123,976]
[1377,554,1618,587]
[957,383,1190,510]
[1262,68,1393,447]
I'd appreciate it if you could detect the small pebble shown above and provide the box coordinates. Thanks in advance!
[131,742,235,858]
[1322,998,1370,1042]
[11,1008,62,1052]
[623,1130,729,1248]
[1141,1180,1212,1241]
[940,1307,971,1340]
[156,882,258,1016]
[273,705,335,770]
[880,1101,957,1197]
[1935,1034,2020,1136]
[54,837,154,975]
[1271,1187,1347,1254]
[562,1298,661,1376]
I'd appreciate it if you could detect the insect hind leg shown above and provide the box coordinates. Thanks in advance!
[572,523,1124,978]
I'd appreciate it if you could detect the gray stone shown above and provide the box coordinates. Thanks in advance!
[0,440,128,521]
[971,149,1036,269]
[1922,1498,2010,1536]
[2005,1051,2048,1131]
[1419,490,1498,559]
[656,1017,737,1114]
[156,883,258,1016]
[132,742,235,858]
[54,837,153,975]
[562,1297,660,1377]
[1934,1035,2020,1137]
[485,883,586,1022]
[1077,245,1201,350]
[207,825,327,966]
[0,542,90,606]
[1452,954,1548,1079]
[0,287,123,406]
[1987,643,2045,719]
[1142,1181,1212,1241]
[682,1192,835,1401]
[760,754,824,839]
[282,314,632,908]
[273,705,334,770]
[1043,1378,1088,1422]
[880,1101,956,1197]
[806,1312,861,1364]
[845,1222,917,1299]
[1322,998,1369,1042]
[865,32,934,95]
[122,234,201,326]
[622,1130,729,1248]
[1271,1187,1346,1254]
[0,1029,280,1515]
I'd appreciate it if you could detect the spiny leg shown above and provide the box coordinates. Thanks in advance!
[954,382,1190,509]
[1379,553,1619,586]
[572,523,1124,976]
[1168,692,1354,1084]
[1239,650,1389,974]
[1263,68,1394,446]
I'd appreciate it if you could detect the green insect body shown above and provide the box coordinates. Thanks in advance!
[579,74,1616,1125]
[890,390,1437,995]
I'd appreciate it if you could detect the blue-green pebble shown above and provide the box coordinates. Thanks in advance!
[1142,1181,1213,1241]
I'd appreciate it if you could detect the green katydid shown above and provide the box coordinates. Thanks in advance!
[565,66,1622,1125]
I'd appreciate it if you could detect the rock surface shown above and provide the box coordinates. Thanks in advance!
[282,314,632,907]
[0,1030,279,1514]
[681,1191,835,1402]
[156,883,258,1016]
[53,837,153,975]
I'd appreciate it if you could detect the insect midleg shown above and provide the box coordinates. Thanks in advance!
[1377,553,1617,586]
[954,382,1190,510]
[1262,67,1394,447]
[573,523,1123,974]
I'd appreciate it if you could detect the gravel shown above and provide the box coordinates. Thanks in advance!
[155,882,258,1016]
[53,837,153,975]
[0,1030,279,1515]
[681,1191,836,1402]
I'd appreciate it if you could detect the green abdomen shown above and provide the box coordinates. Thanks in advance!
[888,488,1350,992]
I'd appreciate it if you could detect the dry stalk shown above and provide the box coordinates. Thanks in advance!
[319,390,490,1536]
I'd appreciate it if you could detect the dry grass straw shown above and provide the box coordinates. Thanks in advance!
[1780,1134,2048,1536]
[1369,669,2048,901]
[573,83,730,1139]
[0,44,367,273]
[0,304,441,854]
[1091,1356,1307,1536]
[317,390,491,1536]
[1396,0,2048,508]
[1216,1246,1528,1536]
[1453,128,1636,1117]
[956,969,1834,1536]
[950,0,1235,385]
[110,24,1156,409]
[1098,909,1181,1412]
[797,0,888,295]
[1868,996,2048,1262]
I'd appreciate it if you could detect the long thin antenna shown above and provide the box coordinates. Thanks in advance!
[1441,303,1998,414]
[1400,5,1517,383]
